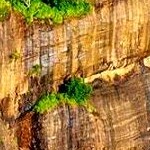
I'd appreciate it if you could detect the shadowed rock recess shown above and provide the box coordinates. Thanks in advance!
[0,0,150,149]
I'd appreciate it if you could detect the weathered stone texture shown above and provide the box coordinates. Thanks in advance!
[23,0,150,84]
[0,0,150,149]
[38,74,150,150]
[0,117,18,150]
[0,0,150,98]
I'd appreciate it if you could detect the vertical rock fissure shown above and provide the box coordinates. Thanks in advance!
[66,24,73,75]
[67,105,73,150]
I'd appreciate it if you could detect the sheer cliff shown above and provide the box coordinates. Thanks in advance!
[37,73,150,150]
[0,0,150,149]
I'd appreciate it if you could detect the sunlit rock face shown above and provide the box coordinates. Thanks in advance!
[0,0,150,149]
[0,12,26,100]
[0,0,150,98]
[24,0,150,84]
[0,117,18,150]
[38,73,150,150]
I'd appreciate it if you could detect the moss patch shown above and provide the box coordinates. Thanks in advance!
[28,64,41,77]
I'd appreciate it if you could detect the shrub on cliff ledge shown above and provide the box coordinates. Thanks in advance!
[62,77,93,104]
[34,77,93,114]
[34,93,59,113]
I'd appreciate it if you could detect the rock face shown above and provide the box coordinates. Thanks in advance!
[23,0,150,85]
[0,0,150,97]
[38,73,150,150]
[0,0,150,149]
[0,117,18,150]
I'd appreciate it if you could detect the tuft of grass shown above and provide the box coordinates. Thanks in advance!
[34,77,94,114]
[9,51,21,61]
[0,0,11,21]
[28,64,41,77]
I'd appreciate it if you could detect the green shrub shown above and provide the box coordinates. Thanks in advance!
[34,93,75,113]
[22,0,31,8]
[11,0,44,23]
[63,77,93,104]
[7,0,92,23]
[34,93,59,113]
[59,1,91,18]
[34,77,93,114]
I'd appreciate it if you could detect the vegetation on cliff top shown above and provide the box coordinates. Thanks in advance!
[0,0,92,23]
[34,77,94,114]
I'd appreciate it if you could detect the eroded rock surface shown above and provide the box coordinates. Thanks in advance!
[0,0,150,98]
[0,0,150,149]
[0,117,18,150]
[38,73,150,150]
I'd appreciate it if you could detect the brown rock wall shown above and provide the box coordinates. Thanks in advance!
[23,0,150,86]
[38,74,150,150]
[0,0,150,149]
[0,0,150,99]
